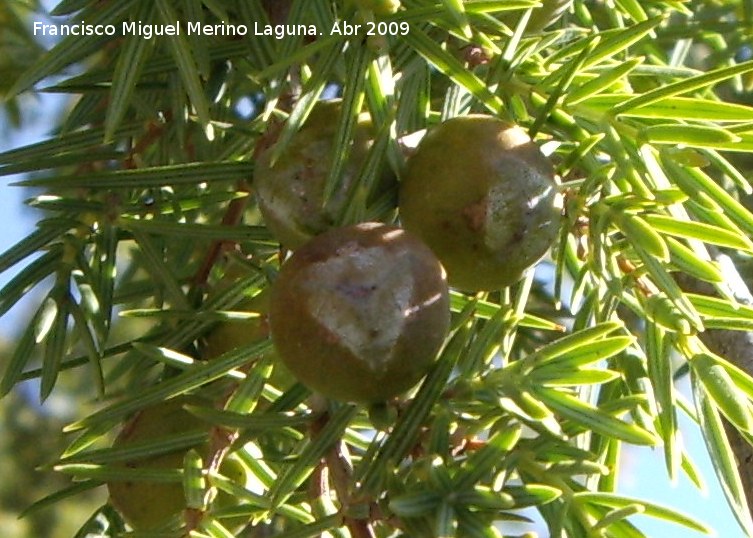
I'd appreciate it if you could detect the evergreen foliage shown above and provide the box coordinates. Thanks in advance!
[3,1,753,536]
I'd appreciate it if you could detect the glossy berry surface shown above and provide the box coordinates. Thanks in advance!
[399,115,559,291]
[269,222,450,403]
[253,100,395,249]
[107,398,249,531]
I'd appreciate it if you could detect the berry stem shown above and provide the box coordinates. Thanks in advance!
[311,411,376,538]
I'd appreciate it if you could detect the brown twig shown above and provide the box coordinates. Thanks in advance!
[182,393,241,534]
[310,412,377,538]
[191,185,252,289]
[123,113,170,170]
[191,115,284,290]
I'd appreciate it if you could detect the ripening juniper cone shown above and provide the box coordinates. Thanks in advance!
[201,264,296,391]
[253,99,396,250]
[398,115,560,292]
[201,264,273,362]
[107,398,250,531]
[269,223,450,403]
[203,290,270,360]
